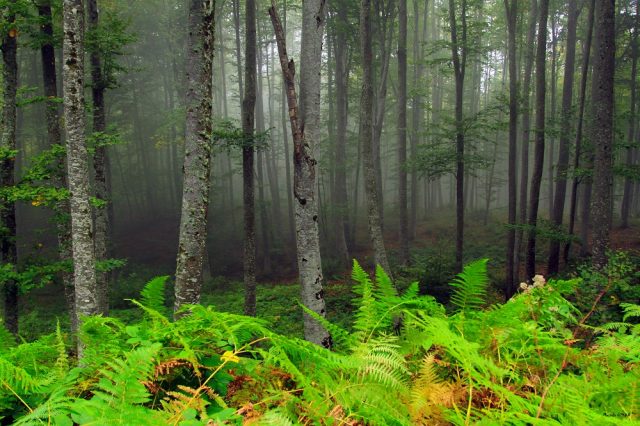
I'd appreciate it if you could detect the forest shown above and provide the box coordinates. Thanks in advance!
[0,0,639,424]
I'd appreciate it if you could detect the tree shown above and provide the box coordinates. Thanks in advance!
[242,0,257,316]
[174,0,215,312]
[88,0,111,316]
[269,0,330,347]
[1,0,18,335]
[63,0,99,353]
[590,0,615,270]
[504,0,517,298]
[360,0,392,274]
[397,0,409,265]
[547,0,578,275]
[448,0,467,273]
[525,0,549,280]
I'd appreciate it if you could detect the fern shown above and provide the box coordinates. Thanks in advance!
[139,275,169,313]
[449,259,489,313]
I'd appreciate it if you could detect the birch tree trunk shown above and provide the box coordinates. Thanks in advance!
[397,0,409,265]
[360,0,392,275]
[63,0,99,354]
[590,0,615,270]
[88,0,111,316]
[1,0,18,335]
[174,0,215,312]
[269,1,330,348]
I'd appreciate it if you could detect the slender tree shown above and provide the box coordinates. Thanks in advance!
[174,0,215,312]
[504,0,517,298]
[88,0,111,316]
[269,0,330,347]
[242,0,257,316]
[1,0,18,335]
[448,0,467,273]
[548,0,578,275]
[524,0,549,280]
[589,0,615,270]
[361,0,392,274]
[63,0,99,355]
[397,0,409,265]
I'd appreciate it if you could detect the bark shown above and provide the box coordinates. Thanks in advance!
[269,1,330,348]
[88,0,111,316]
[232,0,243,99]
[1,0,18,335]
[525,0,549,280]
[243,0,257,316]
[448,0,467,273]
[397,0,409,265]
[514,0,537,283]
[590,0,615,270]
[63,0,99,355]
[621,5,638,229]
[565,0,595,263]
[547,15,558,220]
[548,0,578,275]
[360,0,392,275]
[38,1,76,332]
[504,0,517,298]
[174,0,215,312]
[333,2,351,267]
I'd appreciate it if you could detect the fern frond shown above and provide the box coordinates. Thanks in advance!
[449,259,489,313]
[256,408,295,425]
[140,275,169,313]
[352,260,378,338]
[0,358,44,394]
[300,304,355,350]
[375,264,398,300]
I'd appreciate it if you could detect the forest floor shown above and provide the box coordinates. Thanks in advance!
[16,211,640,341]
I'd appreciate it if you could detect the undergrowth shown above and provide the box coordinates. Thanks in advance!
[0,253,639,425]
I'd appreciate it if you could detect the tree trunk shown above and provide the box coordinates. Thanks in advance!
[63,0,99,355]
[504,0,517,298]
[174,0,215,312]
[242,0,257,316]
[515,0,537,283]
[621,5,638,229]
[269,1,330,348]
[1,0,18,336]
[547,0,578,275]
[38,1,76,332]
[589,0,615,270]
[88,0,111,316]
[565,0,595,264]
[525,0,549,280]
[448,0,467,273]
[397,0,409,265]
[360,0,392,275]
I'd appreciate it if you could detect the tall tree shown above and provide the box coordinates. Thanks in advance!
[63,0,99,354]
[448,0,467,273]
[38,0,75,332]
[242,0,257,316]
[397,0,409,265]
[589,0,615,270]
[524,0,549,280]
[269,0,330,347]
[504,0,517,298]
[547,0,578,275]
[174,0,215,312]
[360,0,392,274]
[88,0,111,316]
[1,0,18,335]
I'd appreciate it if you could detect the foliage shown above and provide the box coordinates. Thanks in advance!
[1,254,639,425]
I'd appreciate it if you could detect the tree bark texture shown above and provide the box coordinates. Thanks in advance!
[547,0,578,275]
[397,0,409,265]
[589,0,615,270]
[63,0,99,353]
[1,0,18,335]
[269,1,330,348]
[174,0,215,312]
[360,0,392,275]
[243,0,257,316]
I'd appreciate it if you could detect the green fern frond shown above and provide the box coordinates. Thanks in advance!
[0,358,44,394]
[0,321,15,353]
[300,304,355,350]
[257,408,295,425]
[449,259,489,313]
[140,275,169,313]
[375,264,398,300]
[352,260,378,338]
